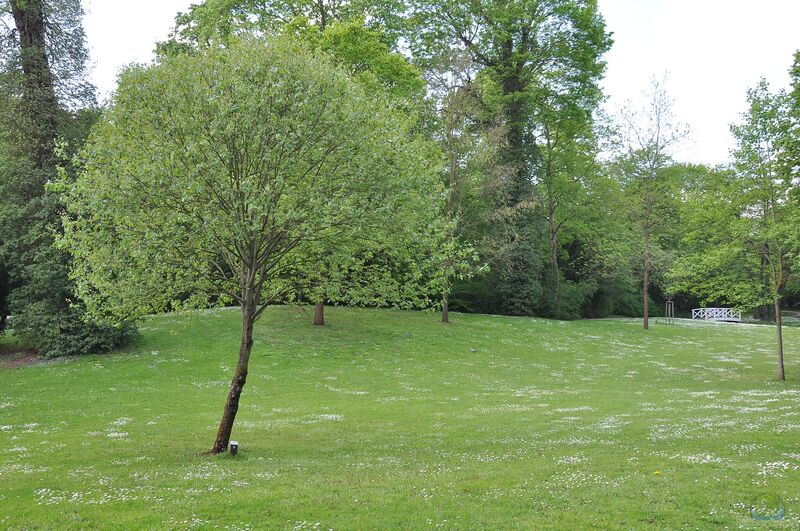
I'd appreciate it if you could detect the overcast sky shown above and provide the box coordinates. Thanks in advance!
[83,0,800,166]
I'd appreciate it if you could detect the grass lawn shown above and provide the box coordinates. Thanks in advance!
[2,306,800,529]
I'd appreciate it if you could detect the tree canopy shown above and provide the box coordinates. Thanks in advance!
[60,36,444,451]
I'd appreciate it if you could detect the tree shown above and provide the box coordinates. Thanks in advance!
[1,0,94,173]
[0,0,128,357]
[5,0,57,172]
[162,12,435,328]
[404,0,612,316]
[424,51,497,323]
[729,81,794,380]
[530,84,607,319]
[287,18,432,326]
[670,80,796,380]
[616,78,688,330]
[60,37,443,453]
[157,0,405,55]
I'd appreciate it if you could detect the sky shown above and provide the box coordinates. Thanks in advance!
[83,0,800,166]
[83,0,192,96]
[598,0,800,165]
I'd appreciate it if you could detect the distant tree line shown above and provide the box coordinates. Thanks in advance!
[1,0,799,376]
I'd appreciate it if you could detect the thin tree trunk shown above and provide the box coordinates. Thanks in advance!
[548,219,561,313]
[642,266,650,330]
[210,303,255,454]
[442,287,450,324]
[775,298,785,381]
[549,228,558,269]
[545,148,558,270]
[314,301,325,326]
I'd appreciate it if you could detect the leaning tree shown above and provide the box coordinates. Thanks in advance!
[60,36,443,453]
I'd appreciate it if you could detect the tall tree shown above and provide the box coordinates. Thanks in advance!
[531,86,606,319]
[60,37,443,453]
[404,0,612,315]
[0,0,127,356]
[616,78,688,330]
[7,0,58,172]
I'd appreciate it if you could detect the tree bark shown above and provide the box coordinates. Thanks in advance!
[442,287,450,324]
[549,225,558,269]
[501,72,529,204]
[210,303,255,454]
[775,298,785,381]
[10,0,59,175]
[314,301,325,326]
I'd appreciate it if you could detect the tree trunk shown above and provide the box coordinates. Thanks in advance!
[642,266,650,330]
[314,301,325,326]
[10,0,59,175]
[549,228,558,269]
[210,304,255,454]
[501,73,528,204]
[442,287,450,324]
[775,298,785,381]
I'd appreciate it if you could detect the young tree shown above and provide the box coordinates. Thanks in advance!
[616,78,688,330]
[671,81,796,380]
[425,51,496,322]
[729,81,794,380]
[60,37,443,453]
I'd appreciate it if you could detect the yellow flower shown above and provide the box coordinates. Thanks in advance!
[654,470,661,475]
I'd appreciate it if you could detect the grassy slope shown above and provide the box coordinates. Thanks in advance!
[1,306,800,529]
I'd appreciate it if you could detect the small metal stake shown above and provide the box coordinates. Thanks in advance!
[665,296,675,325]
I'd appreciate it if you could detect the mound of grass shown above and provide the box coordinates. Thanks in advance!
[1,307,799,528]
